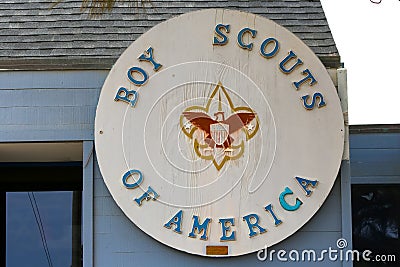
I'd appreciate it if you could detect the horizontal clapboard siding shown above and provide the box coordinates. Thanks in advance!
[0,70,106,142]
[350,126,400,183]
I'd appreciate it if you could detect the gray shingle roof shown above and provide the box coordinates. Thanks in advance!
[0,0,340,70]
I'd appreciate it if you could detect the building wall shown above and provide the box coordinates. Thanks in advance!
[0,70,106,142]
[350,130,400,182]
[0,70,344,266]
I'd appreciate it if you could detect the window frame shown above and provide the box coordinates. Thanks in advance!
[0,141,94,267]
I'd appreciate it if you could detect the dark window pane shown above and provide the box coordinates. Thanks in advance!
[6,192,76,267]
[352,185,399,266]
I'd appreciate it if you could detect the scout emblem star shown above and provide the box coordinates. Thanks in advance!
[180,82,259,170]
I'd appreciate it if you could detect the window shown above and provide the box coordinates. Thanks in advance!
[1,162,82,267]
[352,184,399,266]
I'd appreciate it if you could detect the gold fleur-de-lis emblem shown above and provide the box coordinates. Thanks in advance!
[180,82,259,170]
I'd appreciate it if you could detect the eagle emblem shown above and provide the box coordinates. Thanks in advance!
[180,82,259,170]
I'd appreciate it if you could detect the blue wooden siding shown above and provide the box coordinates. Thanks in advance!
[0,70,106,142]
[350,132,400,183]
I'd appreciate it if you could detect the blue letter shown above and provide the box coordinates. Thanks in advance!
[114,87,138,107]
[134,186,159,206]
[279,51,303,74]
[237,27,257,50]
[213,24,230,45]
[301,92,326,110]
[293,69,317,89]
[164,210,183,234]
[188,215,211,240]
[260,37,279,58]
[279,187,303,211]
[243,214,267,238]
[219,218,236,241]
[138,47,162,71]
[265,204,282,226]
[122,169,143,189]
[127,66,148,86]
[295,176,318,196]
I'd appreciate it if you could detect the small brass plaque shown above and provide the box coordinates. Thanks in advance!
[206,246,228,255]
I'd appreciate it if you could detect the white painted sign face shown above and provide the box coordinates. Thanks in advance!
[95,9,344,257]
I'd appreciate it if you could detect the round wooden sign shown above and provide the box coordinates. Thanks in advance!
[95,9,344,257]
